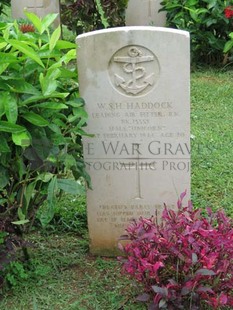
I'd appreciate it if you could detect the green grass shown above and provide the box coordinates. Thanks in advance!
[0,232,145,310]
[191,69,233,213]
[0,69,233,309]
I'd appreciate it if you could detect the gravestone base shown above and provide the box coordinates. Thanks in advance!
[77,27,190,256]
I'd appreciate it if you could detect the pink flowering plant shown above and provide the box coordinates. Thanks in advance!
[119,192,233,310]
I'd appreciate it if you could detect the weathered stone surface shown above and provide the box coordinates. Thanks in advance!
[125,0,166,27]
[76,27,190,256]
[11,0,60,26]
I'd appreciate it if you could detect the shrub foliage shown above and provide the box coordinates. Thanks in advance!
[0,0,10,17]
[119,192,233,309]
[60,0,128,35]
[0,12,89,286]
[160,0,233,65]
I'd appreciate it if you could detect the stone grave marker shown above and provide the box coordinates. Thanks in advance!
[125,0,166,27]
[11,0,60,27]
[76,27,190,256]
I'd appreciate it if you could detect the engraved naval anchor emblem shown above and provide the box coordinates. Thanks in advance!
[111,46,157,96]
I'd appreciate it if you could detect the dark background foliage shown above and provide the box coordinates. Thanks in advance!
[160,0,232,65]
[60,0,128,34]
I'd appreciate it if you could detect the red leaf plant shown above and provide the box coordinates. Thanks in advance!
[118,192,233,310]
[19,24,35,33]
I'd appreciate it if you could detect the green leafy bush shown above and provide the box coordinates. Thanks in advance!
[60,0,128,35]
[0,11,89,285]
[223,6,233,55]
[160,0,232,65]
[0,0,10,17]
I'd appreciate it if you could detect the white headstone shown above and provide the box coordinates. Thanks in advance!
[126,0,166,27]
[77,27,190,256]
[11,0,60,27]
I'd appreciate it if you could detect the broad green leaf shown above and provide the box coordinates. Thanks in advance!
[68,108,88,123]
[47,67,61,80]
[23,181,36,212]
[51,133,66,145]
[40,68,61,96]
[17,208,26,221]
[163,4,181,9]
[41,13,58,33]
[41,77,58,96]
[66,98,85,108]
[0,135,10,152]
[189,11,199,22]
[74,128,91,136]
[206,18,217,28]
[60,49,77,64]
[223,41,233,53]
[47,176,57,212]
[7,80,40,95]
[0,79,14,91]
[207,0,217,9]
[49,26,61,51]
[0,198,7,205]
[0,101,5,117]
[0,42,7,50]
[3,92,18,124]
[57,179,84,195]
[196,8,208,15]
[0,165,9,189]
[186,0,198,6]
[0,22,7,30]
[0,63,9,75]
[53,118,67,128]
[39,176,57,227]
[21,93,69,105]
[56,40,76,50]
[24,10,42,34]
[8,39,44,67]
[0,75,21,81]
[48,124,61,134]
[64,154,77,169]
[0,52,18,64]
[58,67,77,78]
[12,219,30,225]
[0,121,26,133]
[36,172,54,183]
[73,162,92,188]
[16,157,26,180]
[22,112,49,127]
[30,130,51,154]
[12,131,31,147]
[32,102,68,110]
[75,117,88,129]
[37,48,61,59]
[2,27,10,40]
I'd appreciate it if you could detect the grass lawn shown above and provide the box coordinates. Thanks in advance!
[0,69,232,309]
[191,69,233,213]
